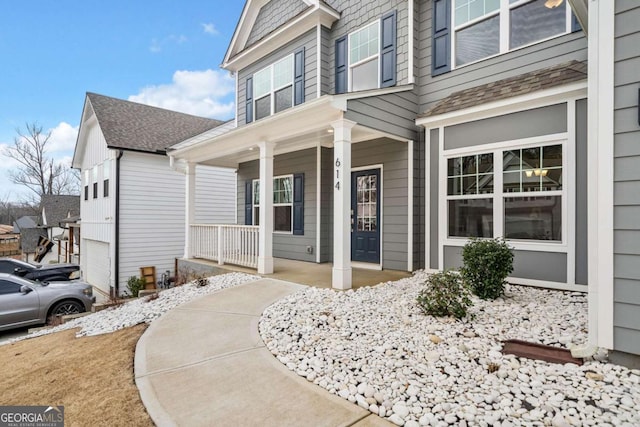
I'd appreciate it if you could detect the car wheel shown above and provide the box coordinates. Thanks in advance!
[49,300,85,318]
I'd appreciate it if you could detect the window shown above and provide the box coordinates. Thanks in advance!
[84,170,89,201]
[0,279,22,295]
[92,165,98,199]
[253,55,294,120]
[252,176,294,232]
[349,21,380,92]
[502,144,562,241]
[447,153,494,238]
[103,159,110,197]
[454,0,570,66]
[446,143,564,243]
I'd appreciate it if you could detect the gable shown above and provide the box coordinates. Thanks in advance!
[223,0,338,71]
[246,0,309,47]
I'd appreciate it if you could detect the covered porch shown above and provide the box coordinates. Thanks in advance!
[169,89,418,290]
[180,256,411,289]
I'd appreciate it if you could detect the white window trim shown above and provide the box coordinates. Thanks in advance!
[347,20,381,92]
[252,174,295,234]
[441,135,569,253]
[253,54,294,120]
[452,0,574,70]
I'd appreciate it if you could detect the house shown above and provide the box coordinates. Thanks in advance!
[72,93,237,298]
[167,0,638,366]
[40,194,80,264]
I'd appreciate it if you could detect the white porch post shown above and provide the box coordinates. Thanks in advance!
[184,162,196,259]
[331,119,356,290]
[258,141,275,274]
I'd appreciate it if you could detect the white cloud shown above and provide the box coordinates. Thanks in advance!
[149,34,188,53]
[128,69,235,119]
[48,122,79,153]
[202,23,219,35]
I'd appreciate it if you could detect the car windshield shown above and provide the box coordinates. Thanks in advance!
[10,259,37,270]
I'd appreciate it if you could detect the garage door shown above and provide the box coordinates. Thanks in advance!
[84,240,110,297]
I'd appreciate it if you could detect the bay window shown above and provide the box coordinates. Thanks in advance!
[446,142,564,243]
[454,0,571,67]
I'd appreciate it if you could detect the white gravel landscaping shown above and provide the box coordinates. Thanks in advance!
[259,270,640,427]
[2,272,259,344]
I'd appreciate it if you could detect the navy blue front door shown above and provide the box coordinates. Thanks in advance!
[351,169,381,264]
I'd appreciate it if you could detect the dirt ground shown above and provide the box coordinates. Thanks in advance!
[0,324,153,427]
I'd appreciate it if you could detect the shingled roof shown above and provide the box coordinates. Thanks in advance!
[86,93,224,153]
[41,195,80,228]
[420,61,587,118]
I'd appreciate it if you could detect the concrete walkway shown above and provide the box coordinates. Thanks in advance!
[135,278,392,427]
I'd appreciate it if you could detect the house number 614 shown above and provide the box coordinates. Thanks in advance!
[335,158,341,190]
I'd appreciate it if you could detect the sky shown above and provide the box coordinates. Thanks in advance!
[0,0,245,202]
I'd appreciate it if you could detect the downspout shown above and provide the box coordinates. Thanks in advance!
[114,149,124,297]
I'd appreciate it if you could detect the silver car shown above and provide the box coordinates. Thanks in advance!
[0,273,95,332]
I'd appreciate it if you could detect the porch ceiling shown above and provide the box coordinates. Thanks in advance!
[168,93,407,168]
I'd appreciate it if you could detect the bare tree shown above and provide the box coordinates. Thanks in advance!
[2,123,79,199]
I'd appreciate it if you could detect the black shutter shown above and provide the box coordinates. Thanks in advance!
[245,180,253,225]
[432,0,451,76]
[245,77,253,123]
[380,10,397,88]
[292,173,304,235]
[294,47,305,105]
[571,12,582,33]
[335,36,347,94]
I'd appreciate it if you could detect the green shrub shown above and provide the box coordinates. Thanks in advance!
[126,276,146,298]
[460,237,514,300]
[417,270,472,320]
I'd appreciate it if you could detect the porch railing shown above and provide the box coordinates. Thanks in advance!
[190,224,259,269]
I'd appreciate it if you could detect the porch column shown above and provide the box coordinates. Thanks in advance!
[258,141,275,274]
[331,119,357,289]
[184,162,196,259]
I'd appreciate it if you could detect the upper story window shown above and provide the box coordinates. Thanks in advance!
[103,159,110,198]
[453,0,570,67]
[335,10,397,94]
[349,21,380,92]
[253,55,294,121]
[92,166,99,199]
[83,170,89,201]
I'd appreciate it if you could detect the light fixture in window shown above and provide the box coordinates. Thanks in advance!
[525,170,533,178]
[544,0,564,8]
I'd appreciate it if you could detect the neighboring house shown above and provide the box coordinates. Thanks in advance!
[167,0,637,365]
[12,215,38,234]
[40,194,80,264]
[72,93,237,298]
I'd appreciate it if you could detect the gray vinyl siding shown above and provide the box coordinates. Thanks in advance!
[444,246,567,283]
[237,148,318,263]
[413,130,424,270]
[443,103,568,149]
[194,166,237,224]
[416,1,587,112]
[237,29,317,125]
[352,138,409,271]
[320,27,331,96]
[324,0,410,92]
[429,129,439,270]
[345,90,419,142]
[575,99,588,285]
[613,1,640,355]
[246,0,309,47]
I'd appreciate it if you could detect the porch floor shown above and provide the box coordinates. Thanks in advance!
[186,257,412,289]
